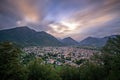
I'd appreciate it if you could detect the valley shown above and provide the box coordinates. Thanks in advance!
[23,46,101,66]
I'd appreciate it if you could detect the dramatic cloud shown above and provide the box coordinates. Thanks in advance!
[47,0,120,40]
[0,0,120,40]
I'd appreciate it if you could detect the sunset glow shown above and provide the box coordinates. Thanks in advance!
[0,0,120,40]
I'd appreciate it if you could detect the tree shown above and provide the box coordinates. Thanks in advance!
[79,61,105,80]
[27,58,61,80]
[59,65,80,80]
[21,52,36,65]
[103,35,120,54]
[0,42,27,80]
[75,59,86,65]
[102,35,120,80]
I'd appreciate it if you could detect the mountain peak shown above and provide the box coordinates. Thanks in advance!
[80,36,112,47]
[0,27,63,46]
[85,36,98,39]
[64,37,73,40]
[62,37,78,46]
[40,31,48,34]
[14,26,31,30]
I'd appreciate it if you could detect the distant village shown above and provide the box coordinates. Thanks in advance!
[23,46,101,67]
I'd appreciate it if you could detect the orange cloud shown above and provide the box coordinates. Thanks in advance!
[9,0,44,24]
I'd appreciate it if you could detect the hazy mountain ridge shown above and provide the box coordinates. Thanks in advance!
[0,26,63,46]
[0,26,119,47]
[79,35,118,47]
[61,37,78,46]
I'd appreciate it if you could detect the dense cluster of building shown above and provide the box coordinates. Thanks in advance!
[23,46,100,66]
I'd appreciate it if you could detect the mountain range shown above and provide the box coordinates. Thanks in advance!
[0,27,63,46]
[0,26,118,47]
[79,35,117,47]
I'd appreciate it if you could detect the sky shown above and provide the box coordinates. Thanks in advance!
[0,0,120,41]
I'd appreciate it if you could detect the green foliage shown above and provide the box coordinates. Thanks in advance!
[21,52,36,65]
[79,61,105,80]
[0,42,27,80]
[101,35,120,80]
[27,59,61,80]
[103,35,120,55]
[59,65,80,80]
[0,35,120,80]
[75,59,86,65]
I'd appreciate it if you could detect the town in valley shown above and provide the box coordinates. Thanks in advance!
[23,46,101,67]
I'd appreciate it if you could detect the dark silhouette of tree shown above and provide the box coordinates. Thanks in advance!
[0,42,27,80]
[101,35,120,80]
